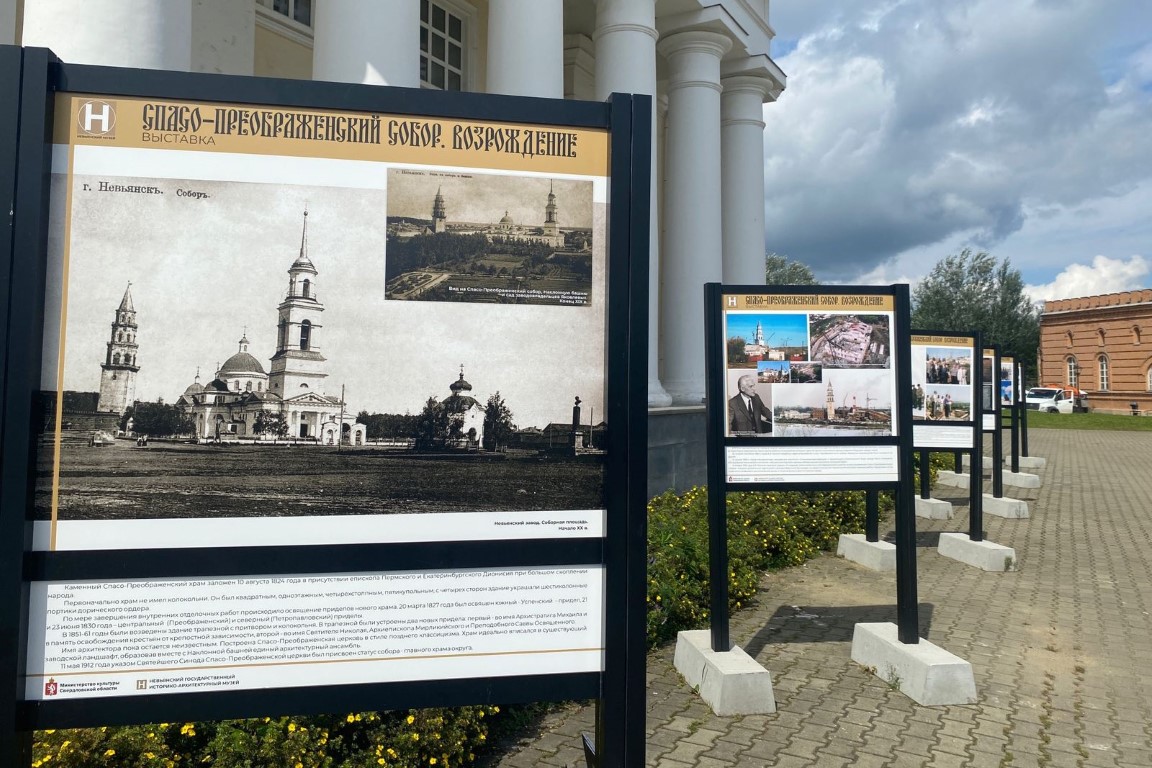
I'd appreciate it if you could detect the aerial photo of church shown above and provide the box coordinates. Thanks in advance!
[385,170,594,306]
[174,213,365,445]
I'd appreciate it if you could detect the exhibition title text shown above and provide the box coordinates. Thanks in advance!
[139,103,579,158]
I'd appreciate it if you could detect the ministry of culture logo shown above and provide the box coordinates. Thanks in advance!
[76,99,117,137]
[44,678,58,696]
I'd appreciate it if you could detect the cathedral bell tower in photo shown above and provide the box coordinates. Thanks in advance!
[97,283,139,415]
[269,211,329,398]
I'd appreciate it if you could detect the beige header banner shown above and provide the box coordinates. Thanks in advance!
[911,334,975,346]
[56,94,610,176]
[725,293,894,312]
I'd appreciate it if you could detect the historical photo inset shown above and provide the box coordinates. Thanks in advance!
[771,369,893,437]
[809,314,891,368]
[757,361,790,383]
[38,175,608,524]
[982,355,996,412]
[727,370,773,436]
[385,169,594,306]
[922,347,972,386]
[1000,361,1016,404]
[725,313,808,368]
[911,345,973,421]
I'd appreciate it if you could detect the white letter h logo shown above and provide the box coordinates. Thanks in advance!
[81,102,112,133]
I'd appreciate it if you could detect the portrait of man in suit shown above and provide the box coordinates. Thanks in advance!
[729,373,772,435]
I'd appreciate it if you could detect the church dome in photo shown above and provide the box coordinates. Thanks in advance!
[499,211,514,225]
[449,368,473,394]
[183,379,205,396]
[218,334,267,376]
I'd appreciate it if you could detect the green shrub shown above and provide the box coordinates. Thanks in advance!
[34,707,499,768]
[645,487,888,648]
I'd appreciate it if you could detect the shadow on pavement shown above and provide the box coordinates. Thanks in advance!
[743,603,935,654]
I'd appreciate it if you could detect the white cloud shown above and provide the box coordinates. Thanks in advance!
[764,0,1152,275]
[1025,255,1149,302]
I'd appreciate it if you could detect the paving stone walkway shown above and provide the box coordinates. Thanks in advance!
[486,428,1152,767]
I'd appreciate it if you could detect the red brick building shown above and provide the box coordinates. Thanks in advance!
[1039,289,1152,414]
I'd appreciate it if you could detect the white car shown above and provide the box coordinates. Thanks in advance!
[1024,387,1081,413]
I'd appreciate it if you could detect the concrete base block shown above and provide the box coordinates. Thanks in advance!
[837,534,897,572]
[674,630,776,716]
[983,494,1030,519]
[1015,455,1047,469]
[915,497,953,520]
[851,622,977,706]
[961,455,993,473]
[1002,470,1041,489]
[937,532,1018,572]
[935,470,970,490]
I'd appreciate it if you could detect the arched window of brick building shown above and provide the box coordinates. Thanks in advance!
[1066,357,1079,387]
[1098,355,1109,391]
[1134,326,1142,345]
[1066,331,1074,347]
[1147,367,1152,392]
[1098,329,1106,345]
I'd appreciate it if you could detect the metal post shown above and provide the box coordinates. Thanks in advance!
[703,284,729,653]
[865,490,879,543]
[1009,400,1020,474]
[893,285,919,644]
[991,352,1004,499]
[1020,399,1030,456]
[918,450,930,499]
[954,450,962,473]
[894,484,919,644]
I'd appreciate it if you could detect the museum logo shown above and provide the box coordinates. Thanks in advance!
[77,99,117,138]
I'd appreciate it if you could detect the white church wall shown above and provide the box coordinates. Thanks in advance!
[193,0,255,76]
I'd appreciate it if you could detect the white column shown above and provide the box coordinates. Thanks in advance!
[21,0,191,70]
[1,0,17,45]
[487,0,563,98]
[314,0,419,87]
[657,30,730,405]
[721,73,773,284]
[594,0,672,406]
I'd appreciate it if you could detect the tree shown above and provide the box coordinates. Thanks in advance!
[911,248,1040,376]
[415,396,450,449]
[129,401,193,437]
[252,409,288,438]
[482,391,516,451]
[765,253,819,285]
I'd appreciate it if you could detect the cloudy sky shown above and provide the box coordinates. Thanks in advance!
[765,0,1152,302]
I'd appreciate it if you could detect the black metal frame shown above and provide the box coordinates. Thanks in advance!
[704,283,919,649]
[909,329,983,541]
[0,47,650,768]
[983,345,1004,499]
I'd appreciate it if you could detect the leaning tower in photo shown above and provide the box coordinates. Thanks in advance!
[97,283,139,415]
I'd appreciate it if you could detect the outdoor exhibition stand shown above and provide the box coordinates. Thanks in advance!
[0,47,650,767]
[1003,354,1021,474]
[983,345,1004,497]
[1020,362,1030,457]
[703,283,919,649]
[910,330,983,541]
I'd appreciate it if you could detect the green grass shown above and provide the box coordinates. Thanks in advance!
[1026,410,1152,431]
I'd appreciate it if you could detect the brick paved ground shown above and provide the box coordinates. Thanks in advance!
[486,428,1152,767]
